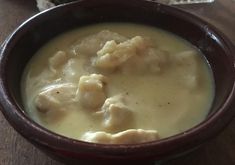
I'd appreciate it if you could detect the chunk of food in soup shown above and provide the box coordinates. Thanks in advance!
[96,94,133,131]
[81,129,159,144]
[74,30,127,56]
[92,36,148,70]
[78,74,108,109]
[35,83,78,113]
[21,23,214,144]
[49,50,68,73]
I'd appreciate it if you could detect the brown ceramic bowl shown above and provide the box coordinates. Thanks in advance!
[0,0,235,164]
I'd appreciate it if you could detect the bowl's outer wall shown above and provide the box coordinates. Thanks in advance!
[0,0,235,163]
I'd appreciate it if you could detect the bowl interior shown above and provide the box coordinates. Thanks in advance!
[5,0,234,118]
[0,0,235,162]
[1,1,235,160]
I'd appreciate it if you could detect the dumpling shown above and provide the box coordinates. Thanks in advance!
[74,30,127,56]
[49,51,68,73]
[121,48,169,74]
[81,129,159,144]
[92,36,148,70]
[78,74,108,109]
[96,95,132,130]
[173,50,199,89]
[35,83,78,113]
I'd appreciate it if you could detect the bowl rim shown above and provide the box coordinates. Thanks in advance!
[1,0,235,159]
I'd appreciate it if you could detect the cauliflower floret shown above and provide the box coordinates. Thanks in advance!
[35,83,78,113]
[74,30,127,56]
[96,95,132,130]
[81,129,159,144]
[78,74,108,109]
[92,36,148,70]
[49,51,68,73]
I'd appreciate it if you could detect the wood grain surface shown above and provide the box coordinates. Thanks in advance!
[0,0,235,164]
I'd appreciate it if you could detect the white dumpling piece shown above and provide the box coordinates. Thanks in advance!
[121,48,169,74]
[81,129,159,144]
[96,95,132,130]
[74,30,127,56]
[92,36,148,70]
[49,51,68,73]
[78,74,108,109]
[34,83,78,113]
[174,50,199,89]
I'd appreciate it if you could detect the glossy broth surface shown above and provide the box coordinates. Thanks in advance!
[21,23,214,143]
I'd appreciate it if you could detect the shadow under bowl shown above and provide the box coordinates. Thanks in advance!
[0,0,235,164]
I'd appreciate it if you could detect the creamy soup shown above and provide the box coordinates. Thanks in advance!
[21,23,214,144]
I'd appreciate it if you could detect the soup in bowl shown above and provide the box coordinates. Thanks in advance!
[22,23,214,144]
[0,0,235,164]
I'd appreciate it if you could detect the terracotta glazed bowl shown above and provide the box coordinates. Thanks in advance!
[0,0,235,164]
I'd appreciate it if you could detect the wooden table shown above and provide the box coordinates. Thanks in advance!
[0,0,235,164]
